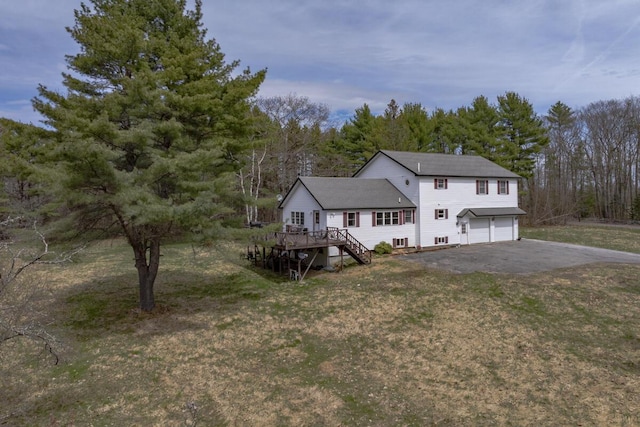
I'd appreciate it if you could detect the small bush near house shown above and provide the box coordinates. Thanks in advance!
[374,241,393,255]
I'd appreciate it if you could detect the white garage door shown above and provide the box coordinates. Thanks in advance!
[494,217,514,242]
[468,218,490,244]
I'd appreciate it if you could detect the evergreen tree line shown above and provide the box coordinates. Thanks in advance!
[239,93,640,225]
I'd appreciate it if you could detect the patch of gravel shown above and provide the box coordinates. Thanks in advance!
[401,239,640,274]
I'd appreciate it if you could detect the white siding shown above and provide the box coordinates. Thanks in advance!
[417,177,519,248]
[355,156,421,247]
[326,209,416,256]
[280,183,322,231]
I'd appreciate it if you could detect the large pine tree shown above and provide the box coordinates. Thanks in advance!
[33,0,265,311]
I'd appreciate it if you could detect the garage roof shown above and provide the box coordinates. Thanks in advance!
[457,207,527,218]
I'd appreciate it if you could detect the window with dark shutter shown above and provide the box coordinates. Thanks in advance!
[498,180,510,195]
[476,180,488,195]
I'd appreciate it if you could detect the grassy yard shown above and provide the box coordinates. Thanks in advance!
[520,223,640,254]
[2,228,640,426]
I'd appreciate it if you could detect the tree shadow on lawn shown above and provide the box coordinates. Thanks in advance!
[57,266,274,341]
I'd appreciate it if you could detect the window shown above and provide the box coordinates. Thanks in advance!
[404,209,414,224]
[374,211,400,226]
[291,211,304,225]
[434,236,449,245]
[343,211,360,228]
[434,178,448,189]
[476,179,489,195]
[497,180,509,195]
[393,238,408,248]
[434,209,449,220]
[314,211,320,224]
[461,223,467,234]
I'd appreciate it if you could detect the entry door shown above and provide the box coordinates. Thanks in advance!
[313,210,320,231]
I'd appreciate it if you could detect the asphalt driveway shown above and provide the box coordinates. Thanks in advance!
[400,238,640,274]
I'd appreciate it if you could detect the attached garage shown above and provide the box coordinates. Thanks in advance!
[458,207,526,245]
[468,218,490,244]
[494,217,514,241]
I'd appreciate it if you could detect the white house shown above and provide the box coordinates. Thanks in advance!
[278,150,525,265]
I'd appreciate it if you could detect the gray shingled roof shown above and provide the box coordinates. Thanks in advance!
[365,150,521,178]
[284,177,416,210]
[457,207,527,217]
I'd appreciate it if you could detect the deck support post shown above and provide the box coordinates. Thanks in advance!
[300,249,319,281]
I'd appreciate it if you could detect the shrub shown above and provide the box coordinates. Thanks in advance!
[374,241,393,255]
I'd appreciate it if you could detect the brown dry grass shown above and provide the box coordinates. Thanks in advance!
[521,223,640,253]
[1,238,640,426]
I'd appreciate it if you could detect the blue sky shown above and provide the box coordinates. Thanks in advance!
[2,0,640,126]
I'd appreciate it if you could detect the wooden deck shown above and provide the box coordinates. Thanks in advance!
[248,227,372,281]
[273,228,344,250]
[271,227,371,265]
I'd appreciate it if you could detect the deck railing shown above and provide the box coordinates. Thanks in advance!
[273,228,340,249]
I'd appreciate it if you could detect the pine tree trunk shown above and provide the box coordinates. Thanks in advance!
[133,239,160,312]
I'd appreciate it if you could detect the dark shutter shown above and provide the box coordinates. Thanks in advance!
[445,209,449,219]
[356,212,360,227]
[400,210,404,225]
[445,179,448,189]
[372,211,376,227]
[506,181,510,195]
[445,236,449,244]
[434,209,438,220]
[343,212,347,228]
[434,179,438,189]
[476,180,479,194]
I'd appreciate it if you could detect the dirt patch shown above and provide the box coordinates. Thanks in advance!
[401,238,640,274]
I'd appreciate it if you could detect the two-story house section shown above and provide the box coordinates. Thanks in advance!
[353,150,525,248]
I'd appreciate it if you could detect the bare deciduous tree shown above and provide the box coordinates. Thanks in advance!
[0,218,82,364]
[256,94,330,196]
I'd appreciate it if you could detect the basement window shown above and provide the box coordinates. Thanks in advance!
[434,236,449,245]
[393,238,408,248]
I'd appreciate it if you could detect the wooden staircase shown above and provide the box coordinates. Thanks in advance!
[330,227,371,265]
